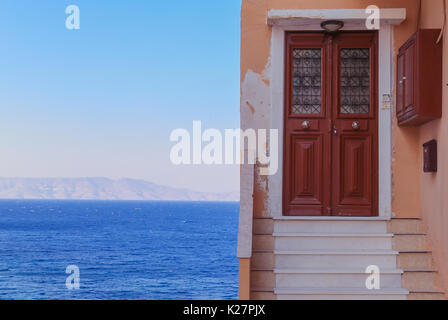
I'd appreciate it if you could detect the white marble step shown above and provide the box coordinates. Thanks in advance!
[273,233,393,250]
[274,268,404,274]
[274,219,388,234]
[275,268,402,288]
[275,287,408,300]
[275,250,398,269]
[274,217,391,220]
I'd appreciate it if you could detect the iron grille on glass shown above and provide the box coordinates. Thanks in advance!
[340,48,370,114]
[292,49,322,114]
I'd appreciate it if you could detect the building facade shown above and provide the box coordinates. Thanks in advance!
[238,0,448,300]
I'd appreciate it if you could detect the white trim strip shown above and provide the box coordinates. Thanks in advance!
[267,9,406,28]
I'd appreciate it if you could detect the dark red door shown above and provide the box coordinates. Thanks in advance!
[283,32,378,217]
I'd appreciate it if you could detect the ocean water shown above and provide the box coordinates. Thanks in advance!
[0,200,239,300]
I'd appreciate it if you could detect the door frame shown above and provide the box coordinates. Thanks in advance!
[266,9,406,218]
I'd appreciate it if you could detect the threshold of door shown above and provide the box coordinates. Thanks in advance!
[274,216,390,221]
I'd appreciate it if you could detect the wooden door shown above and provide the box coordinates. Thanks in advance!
[283,33,331,216]
[283,32,378,217]
[331,33,378,216]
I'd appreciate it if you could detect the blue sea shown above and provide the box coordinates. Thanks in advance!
[0,200,239,300]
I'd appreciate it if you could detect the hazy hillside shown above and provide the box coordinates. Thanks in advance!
[0,178,239,202]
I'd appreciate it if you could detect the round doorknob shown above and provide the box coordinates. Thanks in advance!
[352,121,360,130]
[301,121,311,129]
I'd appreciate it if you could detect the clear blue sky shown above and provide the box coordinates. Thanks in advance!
[0,0,241,193]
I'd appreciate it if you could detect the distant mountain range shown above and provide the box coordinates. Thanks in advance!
[0,178,239,202]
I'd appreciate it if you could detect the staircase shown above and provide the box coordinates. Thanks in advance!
[390,218,446,300]
[250,216,447,299]
[271,216,409,299]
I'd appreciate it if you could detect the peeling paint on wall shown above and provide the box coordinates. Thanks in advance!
[246,101,255,114]
[241,69,271,131]
[241,61,273,218]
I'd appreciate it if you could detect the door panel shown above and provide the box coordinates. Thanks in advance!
[287,134,324,216]
[284,32,378,217]
[334,134,373,216]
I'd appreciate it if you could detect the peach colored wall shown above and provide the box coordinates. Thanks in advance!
[418,0,448,296]
[238,258,251,300]
[240,0,448,294]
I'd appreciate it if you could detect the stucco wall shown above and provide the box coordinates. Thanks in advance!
[418,0,448,296]
[240,0,448,294]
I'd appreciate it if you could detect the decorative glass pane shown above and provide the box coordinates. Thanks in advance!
[292,49,322,114]
[340,48,370,114]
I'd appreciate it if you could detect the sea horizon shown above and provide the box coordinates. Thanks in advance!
[0,177,240,202]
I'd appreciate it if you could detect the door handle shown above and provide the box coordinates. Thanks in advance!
[333,125,337,135]
[352,121,360,130]
[301,121,310,129]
